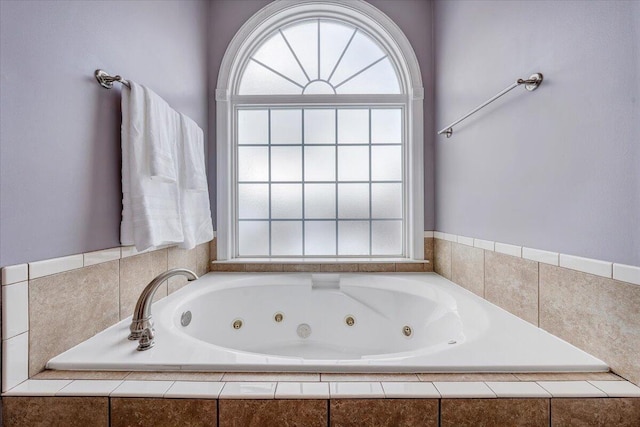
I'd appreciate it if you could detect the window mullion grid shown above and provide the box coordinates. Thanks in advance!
[334,108,339,256]
[268,109,272,256]
[301,109,306,256]
[368,108,373,257]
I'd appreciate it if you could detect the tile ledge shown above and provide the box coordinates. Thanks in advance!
[213,259,429,264]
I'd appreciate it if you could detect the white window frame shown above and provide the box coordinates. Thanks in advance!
[216,0,424,260]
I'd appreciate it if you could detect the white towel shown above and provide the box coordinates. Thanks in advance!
[177,113,214,249]
[179,113,208,192]
[145,88,178,183]
[121,82,184,251]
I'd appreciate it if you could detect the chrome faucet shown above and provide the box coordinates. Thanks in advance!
[128,268,198,350]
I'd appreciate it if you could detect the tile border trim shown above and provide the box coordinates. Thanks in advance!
[4,378,640,399]
[432,231,639,286]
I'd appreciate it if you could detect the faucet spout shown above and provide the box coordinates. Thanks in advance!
[128,268,198,342]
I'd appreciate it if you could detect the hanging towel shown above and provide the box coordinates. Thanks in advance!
[179,113,208,192]
[177,113,214,249]
[145,88,179,183]
[121,82,184,251]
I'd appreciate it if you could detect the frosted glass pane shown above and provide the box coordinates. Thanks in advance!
[282,20,318,81]
[238,110,268,144]
[271,109,302,144]
[271,147,302,181]
[238,60,302,95]
[304,109,335,144]
[338,146,369,181]
[371,146,402,181]
[338,183,369,219]
[371,109,402,143]
[372,221,402,255]
[238,221,269,256]
[304,146,335,181]
[338,221,369,256]
[238,184,269,219]
[238,147,269,181]
[319,20,356,80]
[253,32,308,86]
[371,183,402,218]
[303,80,335,94]
[330,30,385,87]
[304,184,336,219]
[335,58,401,94]
[337,110,368,144]
[271,184,302,219]
[272,221,302,256]
[305,221,336,256]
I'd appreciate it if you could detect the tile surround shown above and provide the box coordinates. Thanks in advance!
[275,382,330,399]
[57,380,124,397]
[434,238,452,279]
[551,398,640,426]
[589,381,640,397]
[2,333,29,392]
[485,382,551,398]
[219,399,327,427]
[6,380,73,396]
[28,260,120,376]
[451,243,484,297]
[614,263,640,286]
[2,228,640,427]
[539,264,640,385]
[433,382,497,398]
[119,249,168,319]
[111,397,217,427]
[441,398,549,427]
[110,380,175,397]
[330,399,439,427]
[381,382,440,398]
[536,381,607,397]
[2,281,29,339]
[219,382,277,399]
[494,241,522,257]
[3,396,109,427]
[432,231,640,388]
[329,382,385,398]
[164,381,225,399]
[28,254,84,279]
[484,251,539,325]
[1,263,28,285]
[522,247,559,266]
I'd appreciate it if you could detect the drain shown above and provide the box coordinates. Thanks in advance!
[448,340,457,345]
[402,325,412,337]
[274,312,284,323]
[345,315,356,326]
[180,311,192,327]
[297,323,311,339]
[232,319,243,330]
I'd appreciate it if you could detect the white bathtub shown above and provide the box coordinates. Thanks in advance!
[48,272,607,372]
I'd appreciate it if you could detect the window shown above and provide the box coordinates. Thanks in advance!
[217,0,424,259]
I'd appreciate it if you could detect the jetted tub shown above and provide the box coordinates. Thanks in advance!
[48,272,607,372]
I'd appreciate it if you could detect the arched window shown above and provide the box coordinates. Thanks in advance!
[217,0,423,260]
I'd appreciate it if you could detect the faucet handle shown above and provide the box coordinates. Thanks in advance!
[137,327,155,351]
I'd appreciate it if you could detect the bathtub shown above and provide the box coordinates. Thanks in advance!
[47,272,607,372]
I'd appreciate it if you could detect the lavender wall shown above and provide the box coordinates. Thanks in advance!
[0,0,209,267]
[434,0,639,265]
[207,0,435,230]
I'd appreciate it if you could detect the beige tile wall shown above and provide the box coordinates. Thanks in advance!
[434,238,640,387]
[20,241,212,379]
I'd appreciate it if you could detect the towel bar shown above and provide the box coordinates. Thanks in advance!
[95,69,130,89]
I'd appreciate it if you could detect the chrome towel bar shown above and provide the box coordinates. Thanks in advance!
[437,72,543,138]
[94,69,130,89]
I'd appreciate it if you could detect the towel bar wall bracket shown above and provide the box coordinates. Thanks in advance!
[95,69,130,89]
[439,72,543,138]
